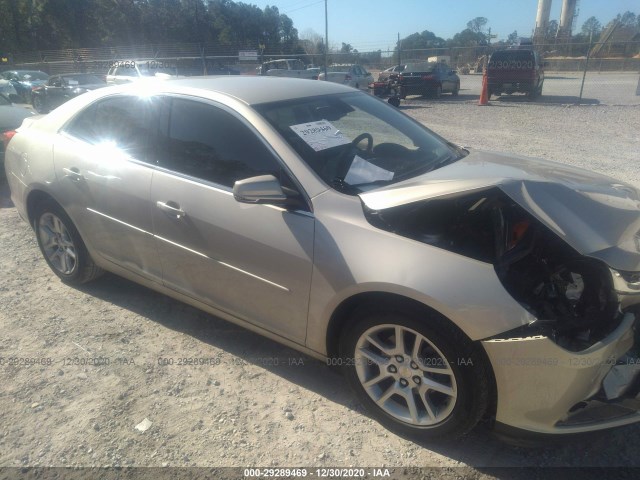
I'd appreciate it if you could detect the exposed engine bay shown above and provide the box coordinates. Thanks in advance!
[365,188,640,352]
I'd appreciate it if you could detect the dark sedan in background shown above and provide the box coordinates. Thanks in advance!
[0,70,49,104]
[398,62,460,98]
[31,73,107,113]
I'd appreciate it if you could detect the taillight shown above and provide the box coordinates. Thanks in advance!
[345,74,352,81]
[421,74,434,80]
[2,130,17,151]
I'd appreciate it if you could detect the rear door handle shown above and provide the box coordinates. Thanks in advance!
[156,201,186,219]
[62,167,83,182]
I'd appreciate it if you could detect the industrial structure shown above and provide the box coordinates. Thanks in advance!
[533,0,579,44]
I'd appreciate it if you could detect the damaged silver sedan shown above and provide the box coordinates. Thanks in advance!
[5,77,640,441]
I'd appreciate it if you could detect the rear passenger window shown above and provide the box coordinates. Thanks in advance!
[64,96,156,161]
[157,98,281,188]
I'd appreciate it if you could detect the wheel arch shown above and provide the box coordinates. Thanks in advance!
[26,189,60,227]
[326,291,475,359]
[325,290,498,425]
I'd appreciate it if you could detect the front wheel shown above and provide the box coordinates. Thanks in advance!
[339,307,490,441]
[34,200,104,285]
[432,84,442,98]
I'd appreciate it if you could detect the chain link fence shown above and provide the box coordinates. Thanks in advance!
[4,41,640,105]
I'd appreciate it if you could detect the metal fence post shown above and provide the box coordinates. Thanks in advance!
[579,35,593,103]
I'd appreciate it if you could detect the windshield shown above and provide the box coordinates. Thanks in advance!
[405,63,436,72]
[63,74,104,85]
[137,64,177,77]
[19,71,49,81]
[255,92,465,194]
[489,50,535,68]
[327,65,351,72]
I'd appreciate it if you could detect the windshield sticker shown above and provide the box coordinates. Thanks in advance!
[290,120,351,152]
[344,155,394,185]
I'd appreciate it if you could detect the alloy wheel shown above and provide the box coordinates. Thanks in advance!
[38,212,77,275]
[354,323,457,426]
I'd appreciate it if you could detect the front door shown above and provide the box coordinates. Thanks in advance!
[149,97,314,343]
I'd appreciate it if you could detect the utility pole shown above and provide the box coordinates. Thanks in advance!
[397,33,400,66]
[324,0,328,80]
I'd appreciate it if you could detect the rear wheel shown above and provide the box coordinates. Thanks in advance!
[34,200,103,285]
[339,306,489,441]
[452,82,460,96]
[433,84,442,98]
[32,95,48,114]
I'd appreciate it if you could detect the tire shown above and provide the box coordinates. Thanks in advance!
[433,84,442,98]
[32,95,47,114]
[528,80,542,100]
[339,305,489,441]
[452,82,460,96]
[34,200,104,285]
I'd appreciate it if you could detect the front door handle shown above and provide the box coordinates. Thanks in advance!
[156,201,186,219]
[62,167,84,182]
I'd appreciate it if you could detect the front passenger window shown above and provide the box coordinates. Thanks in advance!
[157,99,282,188]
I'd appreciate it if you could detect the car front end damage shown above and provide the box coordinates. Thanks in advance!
[360,150,640,435]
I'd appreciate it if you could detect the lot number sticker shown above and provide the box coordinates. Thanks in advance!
[290,120,351,152]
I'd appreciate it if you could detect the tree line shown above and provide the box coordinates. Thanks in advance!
[0,0,301,55]
[397,11,640,53]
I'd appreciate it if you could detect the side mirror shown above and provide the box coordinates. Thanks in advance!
[233,174,288,205]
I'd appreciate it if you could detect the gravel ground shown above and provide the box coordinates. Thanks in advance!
[0,95,639,476]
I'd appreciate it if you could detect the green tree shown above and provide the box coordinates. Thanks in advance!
[581,16,602,37]
[615,11,637,27]
[466,17,488,34]
[340,42,353,53]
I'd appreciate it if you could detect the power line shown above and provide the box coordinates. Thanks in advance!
[283,0,324,14]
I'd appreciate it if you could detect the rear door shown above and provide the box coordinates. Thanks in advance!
[149,96,314,343]
[53,95,162,281]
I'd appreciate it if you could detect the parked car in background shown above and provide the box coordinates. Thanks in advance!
[306,67,321,80]
[106,60,177,84]
[487,49,545,99]
[398,62,460,98]
[0,70,49,103]
[377,64,406,85]
[178,58,240,76]
[31,73,107,113]
[317,64,373,90]
[5,77,640,442]
[0,93,36,164]
[258,59,316,79]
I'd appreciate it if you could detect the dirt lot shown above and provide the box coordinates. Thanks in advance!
[1,96,639,476]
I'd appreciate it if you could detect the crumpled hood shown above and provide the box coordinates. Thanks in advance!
[360,150,640,271]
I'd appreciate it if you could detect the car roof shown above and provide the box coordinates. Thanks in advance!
[10,70,47,74]
[114,76,356,105]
